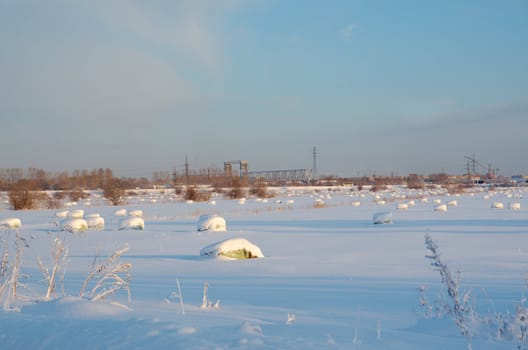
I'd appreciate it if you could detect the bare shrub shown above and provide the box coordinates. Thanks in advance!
[174,185,184,195]
[250,181,271,198]
[8,180,38,210]
[226,178,245,199]
[69,189,89,202]
[103,178,127,206]
[46,195,62,210]
[53,191,67,200]
[406,174,425,189]
[184,186,211,202]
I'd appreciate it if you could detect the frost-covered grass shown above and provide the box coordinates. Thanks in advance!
[0,186,526,349]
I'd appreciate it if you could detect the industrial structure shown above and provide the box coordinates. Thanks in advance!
[248,168,313,183]
[464,153,498,183]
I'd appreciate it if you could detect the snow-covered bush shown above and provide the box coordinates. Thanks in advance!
[197,214,226,232]
[200,238,264,259]
[373,212,392,224]
[60,218,88,232]
[119,217,144,231]
[0,218,22,229]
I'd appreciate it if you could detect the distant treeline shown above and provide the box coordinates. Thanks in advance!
[0,168,143,191]
[0,167,461,192]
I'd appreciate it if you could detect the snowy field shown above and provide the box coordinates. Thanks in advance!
[0,186,527,349]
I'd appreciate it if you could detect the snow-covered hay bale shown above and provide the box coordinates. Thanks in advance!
[197,214,227,232]
[491,202,504,209]
[373,212,392,224]
[447,200,458,207]
[0,217,22,229]
[128,210,143,217]
[509,202,521,211]
[433,199,442,205]
[68,209,84,219]
[200,238,264,260]
[114,208,127,217]
[55,210,69,218]
[119,217,144,230]
[434,204,448,212]
[351,201,361,207]
[61,218,88,232]
[396,203,408,210]
[86,215,105,230]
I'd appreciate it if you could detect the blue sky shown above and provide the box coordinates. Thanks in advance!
[1,0,527,178]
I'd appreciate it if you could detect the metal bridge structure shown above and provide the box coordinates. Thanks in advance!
[248,169,313,183]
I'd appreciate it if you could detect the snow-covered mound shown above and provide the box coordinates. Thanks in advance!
[434,204,448,212]
[85,214,105,230]
[0,217,22,229]
[119,217,144,230]
[396,203,408,210]
[68,210,84,219]
[200,238,264,259]
[55,210,69,218]
[128,209,143,217]
[114,208,127,217]
[197,214,227,232]
[491,201,504,209]
[373,212,392,224]
[61,218,88,232]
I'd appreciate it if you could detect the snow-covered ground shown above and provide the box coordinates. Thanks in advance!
[0,186,527,349]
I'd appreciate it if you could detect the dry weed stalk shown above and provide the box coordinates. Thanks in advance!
[425,233,474,349]
[79,245,132,302]
[37,232,69,300]
[0,229,28,310]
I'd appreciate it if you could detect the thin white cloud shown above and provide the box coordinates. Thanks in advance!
[342,23,358,40]
[83,0,240,72]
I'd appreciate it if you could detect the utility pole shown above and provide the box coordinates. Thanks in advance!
[185,155,189,187]
[312,146,317,181]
